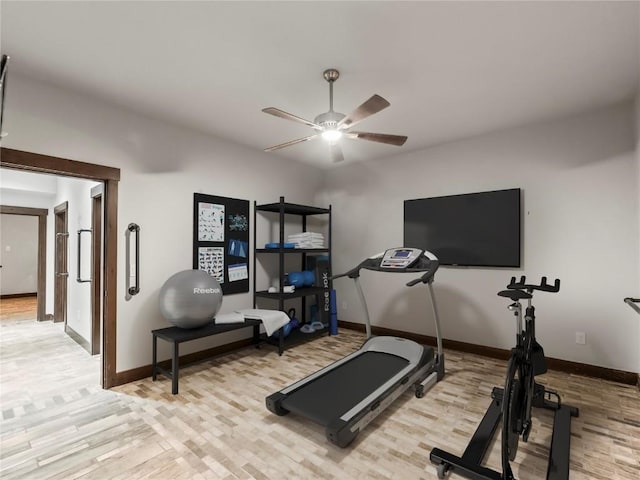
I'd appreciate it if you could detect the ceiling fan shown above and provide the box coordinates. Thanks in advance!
[262,68,407,162]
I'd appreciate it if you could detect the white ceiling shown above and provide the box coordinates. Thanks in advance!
[2,1,639,167]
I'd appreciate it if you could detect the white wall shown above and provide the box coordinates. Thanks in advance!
[322,102,639,373]
[4,74,326,371]
[0,214,38,295]
[1,169,57,194]
[5,73,638,375]
[0,170,57,216]
[635,94,640,374]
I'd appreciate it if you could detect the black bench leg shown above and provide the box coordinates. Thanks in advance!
[152,334,158,381]
[172,341,179,395]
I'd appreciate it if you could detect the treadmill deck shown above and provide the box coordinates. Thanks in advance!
[281,350,419,425]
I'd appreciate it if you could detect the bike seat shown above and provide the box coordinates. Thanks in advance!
[498,289,532,301]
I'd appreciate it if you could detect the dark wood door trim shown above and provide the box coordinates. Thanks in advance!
[90,191,102,355]
[1,147,119,389]
[103,180,117,387]
[1,148,120,181]
[0,205,48,216]
[0,205,47,322]
[37,215,46,322]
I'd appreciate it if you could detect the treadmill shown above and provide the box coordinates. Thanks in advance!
[266,247,445,447]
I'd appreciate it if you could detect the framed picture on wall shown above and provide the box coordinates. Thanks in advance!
[193,193,249,295]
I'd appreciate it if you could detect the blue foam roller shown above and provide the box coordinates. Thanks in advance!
[329,289,338,335]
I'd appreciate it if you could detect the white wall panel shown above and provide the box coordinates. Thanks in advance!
[4,74,325,371]
[0,214,38,295]
[323,103,639,372]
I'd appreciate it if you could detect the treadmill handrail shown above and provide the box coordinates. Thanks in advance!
[331,248,444,358]
[330,265,362,280]
[625,297,640,315]
[406,271,435,287]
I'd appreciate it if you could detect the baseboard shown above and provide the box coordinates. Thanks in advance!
[114,337,257,387]
[0,292,37,299]
[112,321,638,389]
[64,324,91,355]
[338,320,639,386]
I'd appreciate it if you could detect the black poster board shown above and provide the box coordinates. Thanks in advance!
[193,193,250,295]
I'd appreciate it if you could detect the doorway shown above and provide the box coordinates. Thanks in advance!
[54,202,68,325]
[0,206,47,322]
[1,147,120,388]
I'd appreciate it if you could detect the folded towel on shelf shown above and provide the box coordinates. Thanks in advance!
[288,234,324,240]
[214,312,245,324]
[288,232,324,238]
[287,232,325,248]
[237,308,290,336]
[299,244,324,248]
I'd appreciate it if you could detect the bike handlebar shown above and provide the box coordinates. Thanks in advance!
[507,276,560,293]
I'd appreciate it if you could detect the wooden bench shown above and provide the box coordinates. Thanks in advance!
[152,319,262,394]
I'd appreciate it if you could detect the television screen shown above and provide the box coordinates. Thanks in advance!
[403,188,521,267]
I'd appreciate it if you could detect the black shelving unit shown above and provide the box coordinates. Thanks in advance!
[253,196,332,354]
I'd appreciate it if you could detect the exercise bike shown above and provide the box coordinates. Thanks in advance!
[430,276,579,480]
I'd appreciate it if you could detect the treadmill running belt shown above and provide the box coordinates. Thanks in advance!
[280,351,410,425]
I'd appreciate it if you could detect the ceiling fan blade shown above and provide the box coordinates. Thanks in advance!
[345,131,408,146]
[262,107,322,129]
[337,94,390,129]
[329,143,344,163]
[264,134,319,152]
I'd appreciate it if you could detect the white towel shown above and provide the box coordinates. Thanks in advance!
[287,232,325,248]
[237,309,290,336]
[214,312,245,324]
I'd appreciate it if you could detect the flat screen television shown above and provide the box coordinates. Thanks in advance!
[403,188,521,267]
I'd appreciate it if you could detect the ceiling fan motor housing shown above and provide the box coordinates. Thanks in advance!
[323,68,340,83]
[314,110,345,130]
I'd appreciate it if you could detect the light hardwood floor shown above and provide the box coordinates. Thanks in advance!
[1,299,638,479]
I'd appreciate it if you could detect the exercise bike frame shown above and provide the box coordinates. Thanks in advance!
[501,298,546,479]
[430,276,579,480]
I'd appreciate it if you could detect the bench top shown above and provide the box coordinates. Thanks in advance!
[152,318,261,343]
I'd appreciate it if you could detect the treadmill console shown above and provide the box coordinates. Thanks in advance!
[333,247,438,280]
[379,247,423,269]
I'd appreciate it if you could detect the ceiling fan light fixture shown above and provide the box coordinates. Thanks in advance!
[262,68,407,159]
[322,129,342,142]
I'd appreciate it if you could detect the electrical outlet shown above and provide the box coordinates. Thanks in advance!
[342,301,348,311]
[575,331,586,345]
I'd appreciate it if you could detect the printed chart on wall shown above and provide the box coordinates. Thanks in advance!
[193,193,249,295]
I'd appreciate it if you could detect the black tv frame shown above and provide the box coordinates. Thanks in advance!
[0,55,8,136]
[403,188,521,268]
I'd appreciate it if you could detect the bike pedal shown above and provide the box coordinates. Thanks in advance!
[545,389,561,403]
[531,382,547,408]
